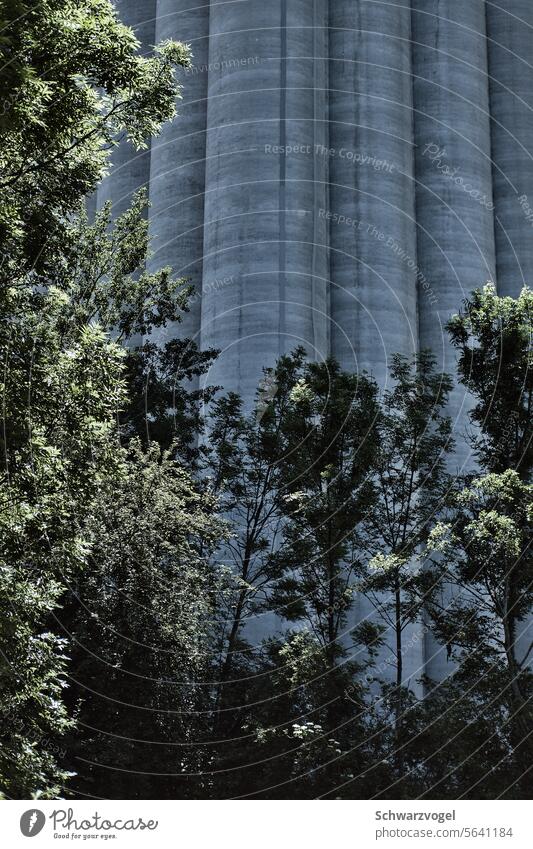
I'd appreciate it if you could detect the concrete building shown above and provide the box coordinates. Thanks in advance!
[101,0,533,685]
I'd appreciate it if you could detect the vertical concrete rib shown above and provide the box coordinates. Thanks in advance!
[96,1,157,217]
[487,2,533,296]
[200,0,329,405]
[411,1,496,682]
[487,3,533,669]
[147,1,210,350]
[328,1,423,691]
[328,0,418,387]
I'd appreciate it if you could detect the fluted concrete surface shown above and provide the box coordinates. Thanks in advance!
[329,0,423,692]
[200,0,330,403]
[411,0,496,683]
[487,1,533,296]
[329,0,418,384]
[147,0,210,352]
[411,1,496,472]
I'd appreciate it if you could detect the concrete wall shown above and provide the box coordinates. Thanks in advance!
[487,1,533,296]
[147,0,210,355]
[411,1,496,473]
[411,0,496,682]
[200,0,330,404]
[329,0,418,384]
[328,0,423,693]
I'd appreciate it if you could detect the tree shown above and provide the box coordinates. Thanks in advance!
[0,285,126,797]
[35,199,225,798]
[425,471,532,791]
[447,284,533,477]
[0,0,194,797]
[271,358,381,670]
[56,196,217,464]
[374,662,526,799]
[213,630,374,799]
[361,353,453,760]
[0,0,189,276]
[416,285,533,796]
[122,337,217,464]
[203,355,386,797]
[64,440,226,800]
[205,352,306,733]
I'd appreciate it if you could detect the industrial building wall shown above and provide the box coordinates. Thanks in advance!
[103,0,533,683]
[411,0,496,682]
[147,0,210,360]
[200,0,330,403]
[487,1,533,297]
[328,0,423,692]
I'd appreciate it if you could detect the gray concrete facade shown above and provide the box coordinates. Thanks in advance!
[411,0,497,682]
[105,0,533,684]
[412,0,496,470]
[329,0,422,692]
[200,0,330,402]
[329,0,418,384]
[147,0,210,354]
[487,1,533,297]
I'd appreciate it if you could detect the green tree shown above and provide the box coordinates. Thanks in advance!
[205,352,306,733]
[415,285,533,797]
[122,336,217,463]
[0,0,189,276]
[64,440,226,799]
[361,353,453,760]
[0,285,126,797]
[370,662,525,799]
[213,630,373,799]
[0,197,220,800]
[0,0,195,797]
[271,358,380,670]
[205,355,384,798]
[54,195,217,464]
[425,471,532,791]
[447,284,533,477]
[40,200,225,799]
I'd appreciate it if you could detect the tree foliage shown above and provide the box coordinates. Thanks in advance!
[447,284,533,476]
[0,0,204,798]
[271,357,380,667]
[0,0,189,275]
[64,440,226,799]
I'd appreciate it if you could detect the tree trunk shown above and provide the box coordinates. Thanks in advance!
[214,539,253,734]
[502,579,533,781]
[394,570,404,776]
